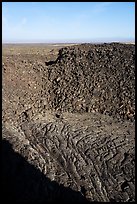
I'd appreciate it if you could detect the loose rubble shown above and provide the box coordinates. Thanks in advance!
[2,43,135,202]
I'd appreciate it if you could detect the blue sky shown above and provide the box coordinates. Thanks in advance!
[2,2,135,43]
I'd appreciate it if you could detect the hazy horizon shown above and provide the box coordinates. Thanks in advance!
[2,37,135,45]
[2,2,135,44]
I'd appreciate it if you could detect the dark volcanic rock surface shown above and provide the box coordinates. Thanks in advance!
[2,112,135,202]
[44,43,135,121]
[2,43,135,202]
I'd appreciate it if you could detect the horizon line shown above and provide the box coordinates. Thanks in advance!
[2,40,135,45]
